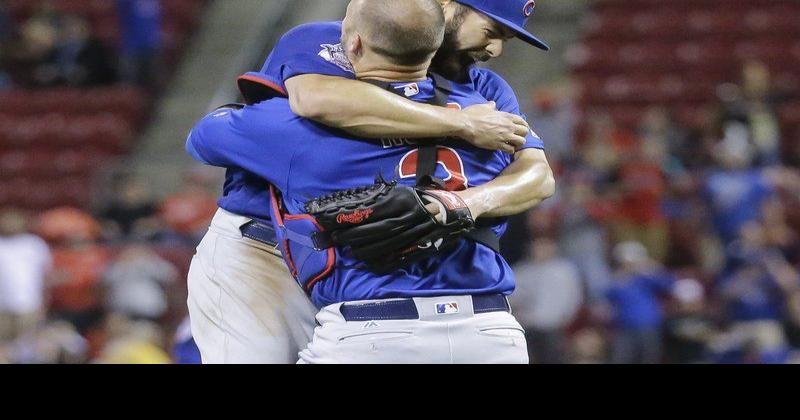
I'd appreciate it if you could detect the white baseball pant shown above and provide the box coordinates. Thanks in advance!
[298,295,529,364]
[187,208,317,364]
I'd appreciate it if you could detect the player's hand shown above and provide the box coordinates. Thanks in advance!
[460,102,530,155]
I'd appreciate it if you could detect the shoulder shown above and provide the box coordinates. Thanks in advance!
[469,67,514,94]
[469,66,521,109]
[279,21,343,45]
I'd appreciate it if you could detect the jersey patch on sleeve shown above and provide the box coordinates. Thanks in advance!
[318,43,355,74]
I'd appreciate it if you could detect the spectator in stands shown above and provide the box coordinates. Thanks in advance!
[93,313,170,364]
[172,316,202,364]
[610,136,669,262]
[99,174,158,240]
[717,61,783,166]
[604,241,675,364]
[703,135,775,244]
[638,107,689,176]
[581,112,624,179]
[760,197,800,264]
[35,207,102,245]
[716,221,797,363]
[6,320,88,364]
[0,209,52,346]
[570,328,607,364]
[102,244,178,323]
[663,278,717,364]
[52,14,118,87]
[511,237,584,364]
[157,168,219,245]
[39,208,110,335]
[557,174,614,300]
[116,0,162,87]
[2,16,60,87]
[526,80,578,162]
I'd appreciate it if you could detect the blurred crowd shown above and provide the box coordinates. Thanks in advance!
[0,0,163,90]
[508,60,800,364]
[2,1,799,365]
[0,169,218,364]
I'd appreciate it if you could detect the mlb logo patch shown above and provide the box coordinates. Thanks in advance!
[395,83,420,97]
[436,302,460,315]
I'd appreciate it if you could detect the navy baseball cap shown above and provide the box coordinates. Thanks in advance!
[454,0,549,51]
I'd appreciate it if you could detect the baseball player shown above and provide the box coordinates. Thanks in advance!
[186,0,555,363]
[186,0,553,363]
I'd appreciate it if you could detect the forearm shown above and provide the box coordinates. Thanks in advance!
[457,148,555,219]
[286,74,468,140]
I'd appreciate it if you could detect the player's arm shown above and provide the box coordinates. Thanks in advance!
[284,75,528,154]
[244,22,528,154]
[185,105,294,191]
[455,69,556,218]
[456,148,555,219]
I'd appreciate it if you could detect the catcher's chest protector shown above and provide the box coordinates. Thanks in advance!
[266,76,453,294]
[268,185,335,294]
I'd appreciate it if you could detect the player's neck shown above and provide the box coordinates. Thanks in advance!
[431,52,472,83]
[353,57,430,83]
[357,69,428,83]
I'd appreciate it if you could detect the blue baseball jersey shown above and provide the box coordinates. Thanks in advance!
[213,21,544,222]
[188,77,526,308]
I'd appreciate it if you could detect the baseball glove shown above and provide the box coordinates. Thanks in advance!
[305,177,475,270]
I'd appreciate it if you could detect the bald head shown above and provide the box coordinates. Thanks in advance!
[344,0,445,66]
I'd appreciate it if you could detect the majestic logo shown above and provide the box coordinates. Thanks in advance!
[436,302,460,315]
[318,43,355,74]
[395,83,420,97]
[336,208,374,224]
[523,0,536,17]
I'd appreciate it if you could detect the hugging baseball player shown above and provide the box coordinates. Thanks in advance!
[185,0,554,363]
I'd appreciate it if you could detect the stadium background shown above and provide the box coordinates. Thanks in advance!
[1,0,799,364]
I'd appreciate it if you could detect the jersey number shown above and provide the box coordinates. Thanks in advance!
[398,146,468,191]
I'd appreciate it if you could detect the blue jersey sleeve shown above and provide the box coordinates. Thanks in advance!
[185,102,299,192]
[256,21,356,96]
[470,67,545,152]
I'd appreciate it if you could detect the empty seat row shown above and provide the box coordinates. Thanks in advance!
[584,13,800,43]
[0,148,119,178]
[7,0,204,28]
[0,176,95,209]
[0,114,134,151]
[0,87,148,126]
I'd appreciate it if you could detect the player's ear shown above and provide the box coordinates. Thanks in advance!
[346,32,364,61]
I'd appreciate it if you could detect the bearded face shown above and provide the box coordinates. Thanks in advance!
[433,4,514,79]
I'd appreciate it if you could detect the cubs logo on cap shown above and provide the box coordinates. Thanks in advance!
[523,0,536,17]
[453,0,549,51]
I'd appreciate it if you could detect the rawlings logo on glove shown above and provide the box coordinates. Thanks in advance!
[336,208,375,224]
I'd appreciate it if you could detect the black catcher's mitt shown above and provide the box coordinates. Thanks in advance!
[305,177,475,269]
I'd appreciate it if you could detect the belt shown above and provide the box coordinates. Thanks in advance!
[240,220,279,248]
[339,294,510,321]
